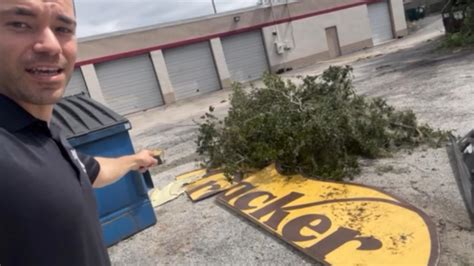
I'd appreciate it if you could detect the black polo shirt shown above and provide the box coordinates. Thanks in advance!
[0,94,110,266]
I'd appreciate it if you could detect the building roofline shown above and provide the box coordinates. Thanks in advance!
[77,3,289,43]
[76,0,373,67]
[78,6,264,43]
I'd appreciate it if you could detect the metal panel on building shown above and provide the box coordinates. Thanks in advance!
[222,30,269,83]
[64,68,88,97]
[368,0,394,45]
[164,42,221,101]
[95,55,164,115]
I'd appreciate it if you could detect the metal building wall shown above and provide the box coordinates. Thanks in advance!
[95,55,164,115]
[164,41,221,101]
[64,68,89,97]
[222,30,269,83]
[368,0,394,45]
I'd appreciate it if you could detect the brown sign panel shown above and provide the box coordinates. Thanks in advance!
[176,169,233,202]
[216,165,439,265]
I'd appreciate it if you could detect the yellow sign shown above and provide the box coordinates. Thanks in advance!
[176,169,233,202]
[216,165,439,265]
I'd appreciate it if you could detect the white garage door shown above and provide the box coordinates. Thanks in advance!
[64,68,88,97]
[368,1,393,45]
[95,54,164,115]
[164,41,221,101]
[222,30,269,83]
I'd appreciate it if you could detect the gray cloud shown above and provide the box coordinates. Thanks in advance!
[75,0,257,38]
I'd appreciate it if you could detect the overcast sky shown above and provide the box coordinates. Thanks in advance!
[74,0,258,38]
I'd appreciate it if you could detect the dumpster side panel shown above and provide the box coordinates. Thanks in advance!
[54,95,157,247]
[100,200,156,246]
[73,131,157,246]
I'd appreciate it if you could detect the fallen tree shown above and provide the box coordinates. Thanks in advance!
[196,66,448,181]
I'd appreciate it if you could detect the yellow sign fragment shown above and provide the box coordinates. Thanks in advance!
[216,164,439,265]
[175,169,233,202]
[175,169,207,181]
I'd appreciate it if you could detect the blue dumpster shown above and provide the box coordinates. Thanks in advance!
[51,94,157,247]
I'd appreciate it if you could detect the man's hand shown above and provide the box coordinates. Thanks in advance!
[93,150,158,188]
[131,150,159,173]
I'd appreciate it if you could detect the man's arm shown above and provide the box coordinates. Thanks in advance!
[93,150,158,188]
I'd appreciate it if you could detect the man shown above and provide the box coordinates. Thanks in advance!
[0,0,158,265]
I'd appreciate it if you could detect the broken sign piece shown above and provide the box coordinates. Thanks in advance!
[217,164,439,265]
[150,149,165,165]
[174,168,233,202]
[184,170,233,202]
[149,175,202,208]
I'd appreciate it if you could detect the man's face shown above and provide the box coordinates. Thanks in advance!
[0,0,77,105]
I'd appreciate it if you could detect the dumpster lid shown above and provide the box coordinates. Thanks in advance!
[52,94,129,139]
